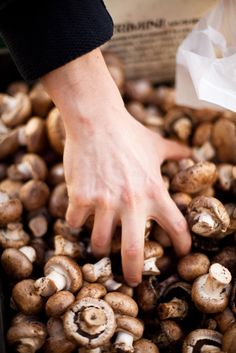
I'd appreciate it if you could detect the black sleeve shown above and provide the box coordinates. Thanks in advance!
[0,0,113,81]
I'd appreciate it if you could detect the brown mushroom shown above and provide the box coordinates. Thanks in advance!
[126,101,147,124]
[7,81,29,96]
[29,83,53,117]
[215,308,235,334]
[28,208,49,237]
[212,117,236,163]
[192,141,215,162]
[48,163,65,185]
[157,297,188,320]
[46,107,65,155]
[149,86,176,112]
[53,218,81,242]
[18,116,47,153]
[186,196,230,237]
[34,255,82,296]
[177,253,210,282]
[191,263,232,313]
[171,161,217,194]
[172,192,192,212]
[0,222,29,249]
[42,317,76,353]
[7,313,47,353]
[212,246,236,278]
[192,121,213,147]
[76,283,107,301]
[54,235,84,259]
[114,315,144,352]
[7,153,48,181]
[12,279,44,315]
[222,322,236,353]
[164,108,193,141]
[104,292,138,317]
[20,180,50,211]
[151,319,183,350]
[49,182,68,218]
[1,245,36,279]
[63,297,116,348]
[45,291,75,317]
[143,241,163,276]
[0,190,22,224]
[0,178,22,198]
[134,338,159,353]
[0,127,20,160]
[182,329,222,353]
[125,79,153,103]
[0,92,31,127]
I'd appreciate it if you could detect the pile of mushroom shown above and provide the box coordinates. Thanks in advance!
[0,52,236,353]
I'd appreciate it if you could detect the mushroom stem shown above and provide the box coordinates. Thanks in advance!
[78,348,102,353]
[143,257,160,275]
[93,257,112,279]
[103,276,122,291]
[157,298,188,320]
[16,338,38,353]
[115,332,134,352]
[19,246,36,263]
[47,270,67,291]
[34,270,67,296]
[81,307,107,327]
[205,264,232,295]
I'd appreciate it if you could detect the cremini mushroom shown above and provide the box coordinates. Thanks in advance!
[212,117,236,163]
[212,246,236,278]
[76,283,107,301]
[20,179,50,211]
[134,338,159,353]
[0,92,31,127]
[143,240,163,276]
[46,107,65,155]
[63,297,116,348]
[126,101,147,124]
[192,141,215,162]
[7,153,48,181]
[0,190,22,224]
[7,313,47,353]
[12,279,44,315]
[0,127,20,160]
[29,82,53,117]
[177,253,210,282]
[191,263,232,313]
[215,308,235,334]
[34,255,82,296]
[49,182,68,218]
[82,257,122,291]
[192,121,213,147]
[0,178,22,198]
[186,196,230,237]
[48,163,65,185]
[45,291,75,317]
[105,291,138,317]
[1,245,36,279]
[217,164,236,191]
[18,116,47,153]
[42,317,76,353]
[114,315,144,352]
[0,222,29,249]
[7,81,29,96]
[157,297,188,320]
[164,108,193,141]
[53,218,81,242]
[171,161,217,194]
[54,235,84,259]
[151,319,183,350]
[222,322,236,353]
[182,329,222,353]
[171,192,192,213]
[149,86,176,112]
[28,208,49,237]
[137,276,159,312]
[125,79,153,103]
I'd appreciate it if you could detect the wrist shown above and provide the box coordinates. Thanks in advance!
[41,48,124,129]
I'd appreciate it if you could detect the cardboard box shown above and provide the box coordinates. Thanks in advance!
[103,0,217,82]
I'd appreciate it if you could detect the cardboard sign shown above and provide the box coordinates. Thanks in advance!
[103,0,217,82]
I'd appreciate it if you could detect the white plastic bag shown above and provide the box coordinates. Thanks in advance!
[176,0,236,111]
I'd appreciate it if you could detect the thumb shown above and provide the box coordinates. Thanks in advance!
[162,139,192,161]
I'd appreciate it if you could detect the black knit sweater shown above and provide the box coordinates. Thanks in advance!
[0,0,113,81]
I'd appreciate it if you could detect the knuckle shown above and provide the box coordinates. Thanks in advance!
[124,246,142,259]
[121,189,140,207]
[94,194,114,210]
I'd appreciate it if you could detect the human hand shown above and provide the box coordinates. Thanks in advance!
[41,49,191,287]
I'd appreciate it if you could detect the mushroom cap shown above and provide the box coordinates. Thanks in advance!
[20,117,47,153]
[63,297,116,348]
[164,108,193,140]
[0,178,22,198]
[46,107,65,155]
[192,122,213,147]
[134,338,159,353]
[212,118,236,163]
[0,92,31,127]
[182,329,222,353]
[20,180,50,211]
[7,315,47,351]
[136,278,158,312]
[191,266,231,314]
[212,246,236,278]
[0,222,29,249]
[44,255,83,293]
[187,196,230,237]
[1,247,33,279]
[76,283,107,301]
[46,291,75,317]
[104,292,138,317]
[29,83,53,117]
[116,315,144,340]
[177,253,210,282]
[0,128,19,160]
[125,79,153,103]
[222,322,236,353]
[12,279,44,315]
[172,192,192,212]
[0,191,22,224]
[144,241,164,260]
[8,153,48,181]
[82,257,112,282]
[7,81,29,96]
[49,163,65,186]
[49,183,68,218]
[171,162,217,194]
[156,320,183,349]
